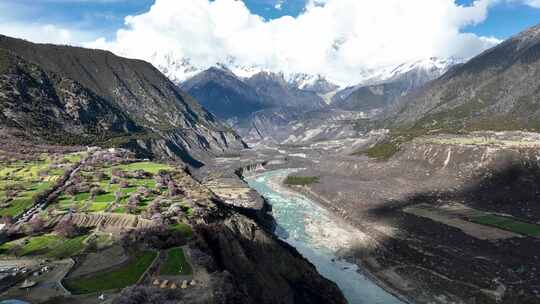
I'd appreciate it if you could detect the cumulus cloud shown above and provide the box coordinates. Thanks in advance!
[85,0,507,84]
[0,22,91,45]
[0,1,97,46]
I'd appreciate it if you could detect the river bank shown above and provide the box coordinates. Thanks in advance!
[246,169,407,304]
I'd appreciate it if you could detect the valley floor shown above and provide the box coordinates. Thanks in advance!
[216,132,540,304]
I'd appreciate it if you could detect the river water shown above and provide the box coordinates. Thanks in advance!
[246,169,404,304]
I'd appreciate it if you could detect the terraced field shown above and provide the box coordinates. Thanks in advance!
[50,161,177,215]
[0,152,85,217]
[0,147,197,301]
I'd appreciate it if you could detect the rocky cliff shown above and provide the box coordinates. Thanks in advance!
[0,35,246,167]
[196,214,347,304]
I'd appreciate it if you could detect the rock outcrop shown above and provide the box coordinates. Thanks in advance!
[196,214,347,304]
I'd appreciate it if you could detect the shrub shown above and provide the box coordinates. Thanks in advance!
[28,214,46,234]
[55,217,79,238]
[90,187,105,198]
[137,187,151,197]
[120,225,187,250]
[132,170,151,179]
[284,176,320,186]
[110,176,120,184]
[167,181,181,197]
[114,286,180,304]
[119,180,130,188]
[125,201,138,214]
[112,168,126,178]
[114,191,123,204]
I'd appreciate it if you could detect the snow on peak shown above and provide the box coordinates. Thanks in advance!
[360,57,464,86]
[147,50,461,94]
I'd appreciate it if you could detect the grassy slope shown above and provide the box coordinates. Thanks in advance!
[159,247,192,276]
[471,215,540,237]
[0,234,88,259]
[284,176,320,186]
[64,250,157,294]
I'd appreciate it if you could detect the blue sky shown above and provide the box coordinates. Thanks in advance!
[1,0,539,84]
[2,0,538,40]
[456,0,540,38]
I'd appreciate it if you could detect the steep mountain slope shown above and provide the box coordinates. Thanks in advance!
[364,57,463,88]
[236,107,302,143]
[390,24,540,132]
[331,81,410,112]
[180,67,265,121]
[332,57,461,113]
[0,35,246,166]
[246,71,327,110]
[0,49,140,144]
[288,73,340,94]
[180,68,330,143]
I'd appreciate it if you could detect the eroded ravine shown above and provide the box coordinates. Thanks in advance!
[245,169,405,304]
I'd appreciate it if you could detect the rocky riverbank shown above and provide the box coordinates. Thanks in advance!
[277,133,540,304]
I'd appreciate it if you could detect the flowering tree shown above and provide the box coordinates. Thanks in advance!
[55,217,78,238]
[28,214,45,234]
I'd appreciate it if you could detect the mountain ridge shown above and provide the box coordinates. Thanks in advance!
[388,23,540,132]
[0,35,246,167]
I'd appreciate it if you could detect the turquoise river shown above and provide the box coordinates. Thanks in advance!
[246,169,405,304]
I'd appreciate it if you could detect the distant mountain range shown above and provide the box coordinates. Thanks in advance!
[179,66,328,139]
[0,35,246,167]
[332,57,463,112]
[168,55,461,144]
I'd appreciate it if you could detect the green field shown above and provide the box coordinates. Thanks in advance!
[472,215,540,237]
[0,153,84,217]
[159,247,192,276]
[54,172,158,214]
[284,175,320,186]
[62,152,86,164]
[64,250,157,294]
[0,155,72,217]
[0,197,34,217]
[0,234,88,258]
[170,222,193,238]
[114,162,172,174]
[41,159,180,215]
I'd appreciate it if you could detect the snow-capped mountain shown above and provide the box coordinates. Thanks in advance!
[333,57,464,104]
[360,57,464,87]
[149,51,461,95]
[287,73,340,94]
[146,51,341,93]
[147,52,463,145]
[149,52,201,85]
[330,57,464,113]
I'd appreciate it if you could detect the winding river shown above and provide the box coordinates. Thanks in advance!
[246,169,404,304]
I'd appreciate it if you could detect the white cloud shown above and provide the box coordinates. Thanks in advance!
[0,2,98,46]
[0,22,92,45]
[85,0,507,84]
